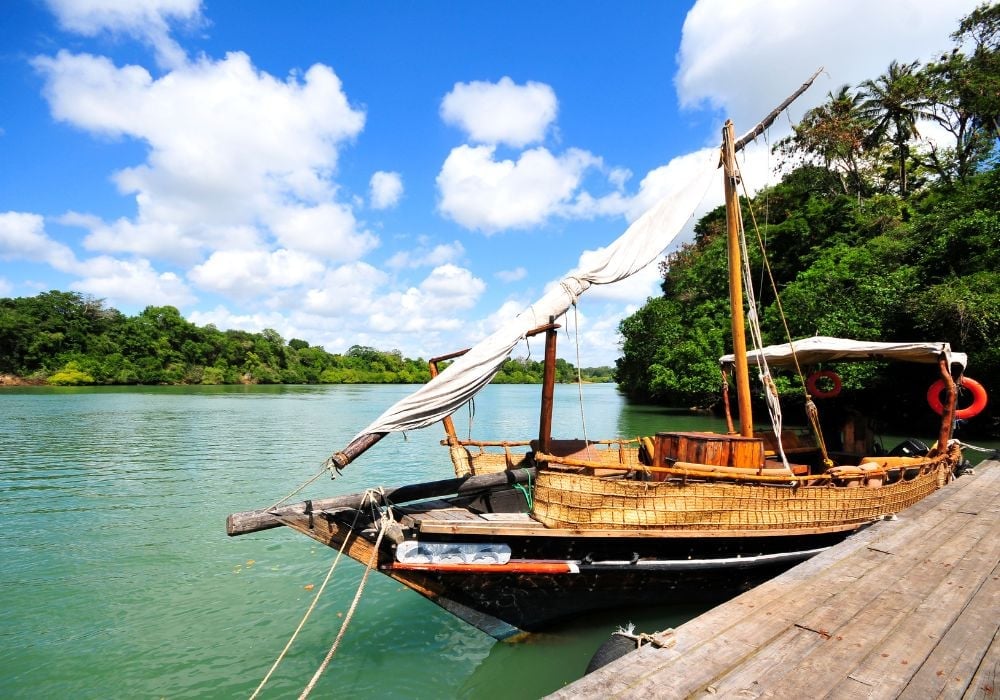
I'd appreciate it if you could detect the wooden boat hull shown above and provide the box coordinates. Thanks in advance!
[275,503,861,640]
[236,439,962,640]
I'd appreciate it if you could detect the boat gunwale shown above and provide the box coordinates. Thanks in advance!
[404,518,868,538]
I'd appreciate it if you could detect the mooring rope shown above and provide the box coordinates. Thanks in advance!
[960,441,999,454]
[299,498,392,700]
[248,498,371,700]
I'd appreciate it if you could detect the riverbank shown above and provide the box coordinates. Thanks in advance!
[0,373,45,386]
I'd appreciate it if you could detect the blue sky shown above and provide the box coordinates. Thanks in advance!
[0,0,982,366]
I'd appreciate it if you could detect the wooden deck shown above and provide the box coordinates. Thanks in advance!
[551,459,1000,699]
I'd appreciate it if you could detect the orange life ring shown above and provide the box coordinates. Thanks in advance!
[806,370,842,398]
[926,377,988,420]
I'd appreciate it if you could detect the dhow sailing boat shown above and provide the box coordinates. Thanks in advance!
[229,73,975,640]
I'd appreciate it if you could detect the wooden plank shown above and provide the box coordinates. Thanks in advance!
[758,509,995,698]
[964,625,1000,700]
[629,506,982,698]
[556,478,986,698]
[844,499,1000,698]
[726,468,1000,698]
[547,544,894,698]
[697,624,830,697]
[897,562,1000,699]
[477,512,538,523]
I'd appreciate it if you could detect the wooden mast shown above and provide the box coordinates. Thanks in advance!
[538,317,558,453]
[723,120,754,437]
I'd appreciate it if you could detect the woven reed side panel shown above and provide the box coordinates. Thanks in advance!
[532,460,950,530]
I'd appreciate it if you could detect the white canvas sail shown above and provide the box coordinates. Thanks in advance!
[354,150,718,439]
[719,337,967,371]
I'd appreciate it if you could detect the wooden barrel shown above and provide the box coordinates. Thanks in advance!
[654,431,765,478]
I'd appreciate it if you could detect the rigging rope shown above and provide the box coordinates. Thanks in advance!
[299,494,392,700]
[572,302,591,454]
[739,175,833,468]
[268,463,333,511]
[732,150,789,471]
[959,441,999,454]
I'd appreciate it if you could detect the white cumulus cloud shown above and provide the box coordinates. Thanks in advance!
[369,171,403,209]
[495,267,527,283]
[187,305,293,336]
[677,0,983,132]
[368,264,485,333]
[71,256,194,307]
[266,203,377,261]
[441,76,557,148]
[301,262,388,316]
[33,50,371,268]
[437,145,600,232]
[385,240,464,270]
[189,248,325,299]
[44,0,202,69]
[0,211,78,271]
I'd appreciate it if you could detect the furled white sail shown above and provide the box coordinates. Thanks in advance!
[354,150,718,439]
[719,337,967,371]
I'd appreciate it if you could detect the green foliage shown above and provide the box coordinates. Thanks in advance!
[0,293,604,386]
[622,157,1000,404]
[490,357,607,384]
[47,362,95,386]
[619,7,1000,436]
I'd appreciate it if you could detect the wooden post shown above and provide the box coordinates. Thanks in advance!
[935,354,957,455]
[723,120,754,437]
[538,316,558,454]
[428,355,459,442]
[427,323,557,446]
[720,367,736,435]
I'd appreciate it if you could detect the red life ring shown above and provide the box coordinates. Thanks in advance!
[926,377,988,420]
[806,370,842,398]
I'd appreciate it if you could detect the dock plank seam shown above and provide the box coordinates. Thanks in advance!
[897,560,1000,699]
[830,512,1000,696]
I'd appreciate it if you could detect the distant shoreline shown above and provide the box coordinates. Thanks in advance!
[0,373,613,388]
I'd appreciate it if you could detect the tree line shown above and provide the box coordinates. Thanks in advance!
[0,291,611,386]
[616,3,999,436]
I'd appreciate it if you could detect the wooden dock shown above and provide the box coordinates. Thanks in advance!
[552,459,1000,699]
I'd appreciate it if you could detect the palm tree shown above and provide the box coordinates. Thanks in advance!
[858,60,931,195]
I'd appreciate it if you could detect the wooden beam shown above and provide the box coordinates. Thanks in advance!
[733,67,823,153]
[227,467,538,536]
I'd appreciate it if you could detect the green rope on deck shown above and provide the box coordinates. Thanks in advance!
[513,470,533,511]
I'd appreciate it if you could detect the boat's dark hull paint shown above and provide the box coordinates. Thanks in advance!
[388,557,806,639]
[376,528,860,639]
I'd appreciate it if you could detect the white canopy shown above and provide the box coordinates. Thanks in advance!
[353,150,719,439]
[719,336,967,371]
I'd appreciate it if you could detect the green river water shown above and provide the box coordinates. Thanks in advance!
[2,384,995,698]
